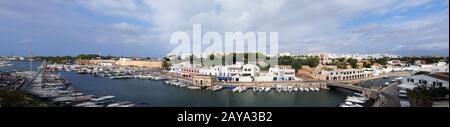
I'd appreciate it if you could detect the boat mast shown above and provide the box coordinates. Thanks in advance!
[29,51,33,72]
[41,60,47,88]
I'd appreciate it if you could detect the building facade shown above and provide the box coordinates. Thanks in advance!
[319,69,371,81]
[269,65,296,81]
[402,73,449,89]
[192,75,216,87]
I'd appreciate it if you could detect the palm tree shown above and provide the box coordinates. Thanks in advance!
[407,85,433,107]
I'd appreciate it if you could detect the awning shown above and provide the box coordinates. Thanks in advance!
[217,76,232,80]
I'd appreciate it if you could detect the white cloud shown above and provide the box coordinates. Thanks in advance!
[1,0,448,56]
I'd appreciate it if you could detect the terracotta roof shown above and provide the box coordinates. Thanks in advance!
[426,72,449,81]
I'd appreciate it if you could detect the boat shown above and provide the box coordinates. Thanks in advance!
[304,88,310,92]
[179,83,187,88]
[293,88,298,92]
[137,75,154,80]
[384,82,389,86]
[348,96,369,102]
[106,101,133,107]
[238,87,247,92]
[212,85,223,91]
[287,86,293,92]
[91,95,115,102]
[309,87,315,91]
[340,101,363,107]
[353,92,364,97]
[232,87,240,92]
[346,97,365,104]
[314,87,320,91]
[110,76,132,79]
[264,87,271,92]
[276,87,283,92]
[74,102,97,107]
[117,103,136,107]
[299,87,304,91]
[163,81,170,85]
[252,87,258,92]
[258,87,264,92]
[187,85,201,90]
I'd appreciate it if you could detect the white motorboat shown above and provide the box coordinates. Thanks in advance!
[110,76,132,79]
[276,87,283,92]
[309,87,315,91]
[293,88,298,92]
[92,95,115,102]
[258,87,264,92]
[187,86,201,90]
[346,97,365,104]
[314,87,320,91]
[264,87,271,92]
[212,85,223,91]
[287,87,293,92]
[238,87,247,92]
[348,96,369,102]
[232,87,240,92]
[299,87,304,91]
[340,101,363,107]
[179,83,187,88]
[304,88,310,92]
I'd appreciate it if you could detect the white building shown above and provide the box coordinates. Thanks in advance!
[319,69,372,81]
[415,62,449,73]
[198,62,259,82]
[269,65,296,81]
[400,72,449,90]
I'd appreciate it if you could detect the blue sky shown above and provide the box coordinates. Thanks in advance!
[0,0,448,57]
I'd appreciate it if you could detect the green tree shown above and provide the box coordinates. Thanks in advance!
[306,56,320,67]
[76,54,99,60]
[407,86,433,107]
[347,58,358,68]
[363,61,372,68]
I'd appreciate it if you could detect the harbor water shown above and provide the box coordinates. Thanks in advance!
[4,61,355,107]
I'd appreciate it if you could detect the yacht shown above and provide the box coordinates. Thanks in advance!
[179,83,187,88]
[340,101,363,107]
[346,97,365,104]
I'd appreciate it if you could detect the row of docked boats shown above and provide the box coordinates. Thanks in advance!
[163,80,225,91]
[0,61,12,67]
[231,86,321,93]
[18,68,136,107]
[73,95,135,107]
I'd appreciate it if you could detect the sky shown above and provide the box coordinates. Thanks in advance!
[0,0,449,57]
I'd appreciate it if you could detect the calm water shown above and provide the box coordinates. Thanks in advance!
[4,61,354,107]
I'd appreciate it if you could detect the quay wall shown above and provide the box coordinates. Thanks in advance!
[218,81,328,89]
